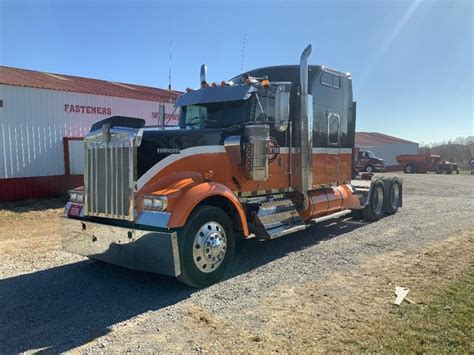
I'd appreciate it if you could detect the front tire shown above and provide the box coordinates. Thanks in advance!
[177,206,235,288]
[365,164,375,173]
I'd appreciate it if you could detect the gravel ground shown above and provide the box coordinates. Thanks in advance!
[0,173,472,353]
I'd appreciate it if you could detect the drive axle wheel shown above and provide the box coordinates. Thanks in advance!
[383,177,401,215]
[177,206,235,288]
[362,180,385,221]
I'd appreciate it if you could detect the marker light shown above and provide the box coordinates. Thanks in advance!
[261,79,270,88]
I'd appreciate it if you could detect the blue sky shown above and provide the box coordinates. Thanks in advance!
[0,0,472,143]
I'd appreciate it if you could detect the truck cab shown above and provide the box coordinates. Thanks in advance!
[62,45,403,287]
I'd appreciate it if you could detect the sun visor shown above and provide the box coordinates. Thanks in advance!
[175,85,256,107]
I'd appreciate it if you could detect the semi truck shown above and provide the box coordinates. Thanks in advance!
[353,148,385,172]
[62,45,403,287]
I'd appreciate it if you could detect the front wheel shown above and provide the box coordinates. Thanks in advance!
[177,206,235,288]
[365,164,375,173]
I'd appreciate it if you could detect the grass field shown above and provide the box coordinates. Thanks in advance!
[357,267,473,353]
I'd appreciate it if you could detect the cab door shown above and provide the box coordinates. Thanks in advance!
[325,111,341,182]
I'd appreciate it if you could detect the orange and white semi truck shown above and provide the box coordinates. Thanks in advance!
[62,45,402,287]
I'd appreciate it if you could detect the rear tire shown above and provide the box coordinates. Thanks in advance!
[177,206,235,288]
[404,164,416,174]
[383,177,401,215]
[362,180,385,221]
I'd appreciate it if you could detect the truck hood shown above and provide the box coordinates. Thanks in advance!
[137,127,233,179]
[370,157,384,164]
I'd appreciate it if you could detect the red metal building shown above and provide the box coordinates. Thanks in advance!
[355,132,419,170]
[0,66,180,202]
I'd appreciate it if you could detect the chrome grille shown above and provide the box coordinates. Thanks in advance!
[84,129,137,220]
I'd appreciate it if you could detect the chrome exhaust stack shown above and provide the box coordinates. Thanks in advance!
[200,64,207,85]
[299,44,313,209]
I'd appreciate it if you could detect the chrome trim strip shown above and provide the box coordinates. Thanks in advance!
[171,232,181,276]
[311,209,351,224]
[312,147,352,154]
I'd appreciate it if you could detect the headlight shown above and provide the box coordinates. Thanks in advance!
[143,197,154,209]
[142,195,168,211]
[69,190,84,204]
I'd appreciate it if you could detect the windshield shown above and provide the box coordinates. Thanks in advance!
[178,85,285,129]
[179,100,251,129]
[366,151,375,158]
[254,88,276,122]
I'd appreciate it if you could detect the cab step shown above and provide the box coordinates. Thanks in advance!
[253,197,306,239]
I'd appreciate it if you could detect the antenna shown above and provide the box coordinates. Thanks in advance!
[240,33,246,73]
[168,39,172,92]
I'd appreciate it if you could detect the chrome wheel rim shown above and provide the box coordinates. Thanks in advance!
[192,221,227,273]
[391,183,400,209]
[366,166,373,172]
[373,186,384,215]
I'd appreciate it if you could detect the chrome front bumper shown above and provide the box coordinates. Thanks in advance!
[61,217,181,276]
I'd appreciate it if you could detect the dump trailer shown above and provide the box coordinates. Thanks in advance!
[396,154,459,174]
[62,45,403,287]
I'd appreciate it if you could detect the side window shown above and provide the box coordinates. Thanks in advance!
[321,72,341,89]
[328,113,340,146]
[321,72,332,87]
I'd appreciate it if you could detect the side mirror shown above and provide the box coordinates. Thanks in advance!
[274,85,290,132]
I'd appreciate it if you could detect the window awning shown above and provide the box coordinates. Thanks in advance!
[176,85,256,107]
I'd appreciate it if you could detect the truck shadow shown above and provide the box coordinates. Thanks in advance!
[0,218,367,353]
